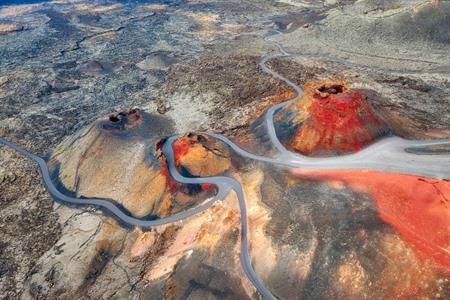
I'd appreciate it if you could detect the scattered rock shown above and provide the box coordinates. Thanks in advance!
[156,99,169,114]
[77,60,104,76]
[136,52,177,71]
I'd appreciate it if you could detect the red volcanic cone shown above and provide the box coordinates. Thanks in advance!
[287,80,389,155]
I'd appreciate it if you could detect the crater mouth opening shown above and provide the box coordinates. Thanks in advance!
[104,108,142,131]
[109,114,123,123]
[316,84,345,95]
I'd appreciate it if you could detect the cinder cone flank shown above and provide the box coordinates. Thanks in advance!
[286,80,390,156]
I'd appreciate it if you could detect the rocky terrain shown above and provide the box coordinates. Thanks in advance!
[0,0,449,299]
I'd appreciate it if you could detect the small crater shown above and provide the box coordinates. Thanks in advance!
[317,84,345,95]
[103,108,142,131]
[109,115,121,123]
[77,60,104,76]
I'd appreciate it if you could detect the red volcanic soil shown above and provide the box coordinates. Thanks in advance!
[287,80,449,269]
[157,135,216,193]
[158,137,191,191]
[291,168,450,270]
[172,137,191,163]
[288,80,389,155]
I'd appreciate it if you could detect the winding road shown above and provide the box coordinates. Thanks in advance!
[1,42,450,300]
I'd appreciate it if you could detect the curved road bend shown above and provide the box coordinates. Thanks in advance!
[0,135,277,299]
[1,41,450,300]
[213,43,450,179]
[0,136,228,228]
[162,136,277,300]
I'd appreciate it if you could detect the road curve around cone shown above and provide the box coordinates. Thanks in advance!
[0,136,228,228]
[255,44,450,179]
[162,136,277,300]
[1,39,450,300]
